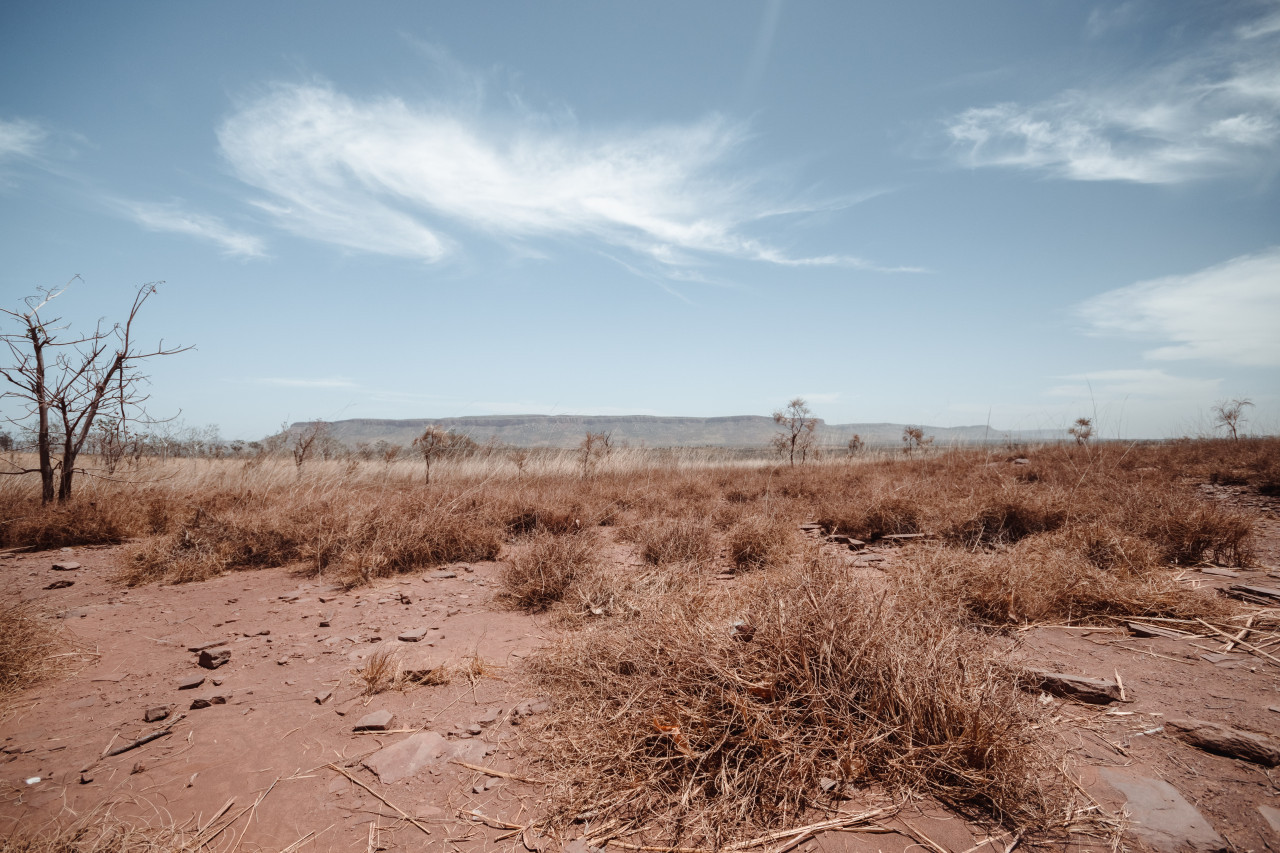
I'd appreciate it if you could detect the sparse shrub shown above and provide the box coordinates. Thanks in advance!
[358,648,401,696]
[528,556,1056,843]
[726,514,797,571]
[0,605,63,698]
[817,495,922,541]
[500,530,601,611]
[947,490,1066,547]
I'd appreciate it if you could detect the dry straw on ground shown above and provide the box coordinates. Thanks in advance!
[0,604,69,700]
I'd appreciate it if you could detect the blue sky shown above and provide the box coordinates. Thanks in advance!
[1,1,1277,440]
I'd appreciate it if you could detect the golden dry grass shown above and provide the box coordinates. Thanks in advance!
[0,604,66,700]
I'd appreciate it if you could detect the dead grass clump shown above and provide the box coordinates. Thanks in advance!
[566,564,699,621]
[636,517,717,566]
[528,557,1055,844]
[500,530,602,611]
[725,514,797,571]
[1140,499,1254,567]
[817,495,922,542]
[946,489,1066,548]
[358,648,401,696]
[0,815,187,853]
[0,605,63,698]
[895,536,1233,626]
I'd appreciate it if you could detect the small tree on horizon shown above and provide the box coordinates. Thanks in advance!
[901,425,933,454]
[1068,417,1094,446]
[413,425,449,484]
[1212,398,1253,440]
[847,433,864,456]
[771,398,818,466]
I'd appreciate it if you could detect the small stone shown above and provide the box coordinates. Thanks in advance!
[186,639,229,653]
[1166,718,1280,766]
[276,658,289,666]
[398,628,428,642]
[428,570,457,579]
[1021,669,1120,704]
[130,762,145,775]
[318,614,333,627]
[211,678,223,686]
[79,773,92,784]
[399,593,412,604]
[1097,768,1225,853]
[466,723,483,735]
[315,690,333,705]
[279,593,301,602]
[190,695,229,710]
[353,710,395,732]
[1127,622,1190,640]
[177,675,205,690]
[1198,567,1240,578]
[51,562,81,571]
[143,707,169,723]
[198,648,231,669]
[1258,805,1280,834]
[44,579,74,590]
[475,707,503,726]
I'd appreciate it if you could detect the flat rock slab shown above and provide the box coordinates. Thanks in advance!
[398,628,428,642]
[1227,584,1280,601]
[50,562,81,571]
[427,570,457,579]
[197,648,231,669]
[189,695,229,710]
[353,710,396,732]
[1022,668,1121,704]
[1127,621,1190,640]
[177,675,205,690]
[1098,768,1226,853]
[362,731,488,783]
[1198,567,1240,578]
[1259,805,1280,834]
[1167,718,1280,766]
[44,580,74,590]
[143,707,170,723]
[186,639,229,653]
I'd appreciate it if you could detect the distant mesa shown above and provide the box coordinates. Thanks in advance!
[289,415,1065,449]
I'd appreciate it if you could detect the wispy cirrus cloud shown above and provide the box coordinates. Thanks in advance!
[217,81,902,271]
[0,118,45,161]
[119,200,267,259]
[1047,368,1220,399]
[945,7,1280,183]
[1078,248,1280,367]
[255,376,359,389]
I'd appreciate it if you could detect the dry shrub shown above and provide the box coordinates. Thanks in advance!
[0,605,63,698]
[120,494,503,587]
[946,488,1066,547]
[0,500,133,549]
[528,557,1055,844]
[1139,499,1254,567]
[895,535,1233,626]
[726,514,797,571]
[500,530,601,611]
[636,517,717,566]
[565,564,698,621]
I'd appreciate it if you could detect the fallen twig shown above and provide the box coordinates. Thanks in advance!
[457,808,524,830]
[1196,619,1280,667]
[326,764,432,837]
[451,760,542,784]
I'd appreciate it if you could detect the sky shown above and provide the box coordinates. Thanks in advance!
[1,1,1278,441]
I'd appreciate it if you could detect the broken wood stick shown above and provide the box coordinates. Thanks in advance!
[326,764,431,837]
[96,713,187,765]
[451,760,542,783]
[1224,615,1255,651]
[458,809,524,830]
[1196,619,1280,667]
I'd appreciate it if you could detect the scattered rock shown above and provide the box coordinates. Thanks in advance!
[241,629,270,637]
[318,614,333,627]
[1226,584,1280,602]
[1258,805,1280,834]
[465,723,483,735]
[51,562,81,571]
[361,730,487,782]
[427,570,458,579]
[1198,567,1240,578]
[398,628,428,642]
[513,698,552,718]
[143,707,169,723]
[398,592,412,604]
[353,710,396,732]
[1021,669,1121,704]
[190,695,229,710]
[130,762,145,775]
[315,690,333,705]
[197,648,231,669]
[177,675,205,690]
[279,593,301,602]
[43,580,74,590]
[1097,768,1226,853]
[475,707,503,727]
[79,773,92,784]
[276,658,289,666]
[1166,718,1280,766]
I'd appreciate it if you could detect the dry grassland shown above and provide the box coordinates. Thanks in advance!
[0,437,1274,847]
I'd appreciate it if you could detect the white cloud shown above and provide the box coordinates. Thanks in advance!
[945,9,1280,183]
[218,83,897,270]
[121,200,267,258]
[1047,368,1220,399]
[1078,248,1280,366]
[0,118,45,161]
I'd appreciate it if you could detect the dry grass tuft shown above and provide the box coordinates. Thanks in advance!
[635,517,717,566]
[0,605,66,699]
[0,807,188,853]
[358,648,401,696]
[527,555,1056,845]
[500,530,602,611]
[725,514,798,571]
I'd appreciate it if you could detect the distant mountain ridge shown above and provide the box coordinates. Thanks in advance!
[295,415,1067,449]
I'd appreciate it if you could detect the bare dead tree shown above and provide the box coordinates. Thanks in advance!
[413,425,449,484]
[1068,417,1094,446]
[771,398,818,466]
[578,431,610,478]
[847,433,864,456]
[901,425,934,454]
[1212,398,1253,440]
[292,420,328,475]
[0,279,190,503]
